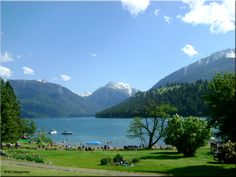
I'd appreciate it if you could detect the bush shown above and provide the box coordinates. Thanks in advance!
[0,150,9,157]
[214,140,236,164]
[113,154,123,164]
[100,158,111,165]
[9,151,44,163]
[164,114,211,157]
[33,133,52,144]
[132,158,140,163]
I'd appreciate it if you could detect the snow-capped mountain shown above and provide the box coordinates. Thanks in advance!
[152,48,235,89]
[105,82,138,96]
[79,92,92,97]
[226,49,235,58]
[86,82,139,111]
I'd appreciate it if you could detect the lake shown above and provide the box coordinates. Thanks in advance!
[32,117,165,147]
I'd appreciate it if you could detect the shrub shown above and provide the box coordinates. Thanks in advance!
[100,158,111,165]
[9,151,44,163]
[214,140,236,164]
[164,114,211,157]
[0,150,9,157]
[132,158,140,163]
[113,154,123,164]
[15,153,44,163]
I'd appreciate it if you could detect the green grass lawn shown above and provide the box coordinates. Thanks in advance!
[3,146,235,176]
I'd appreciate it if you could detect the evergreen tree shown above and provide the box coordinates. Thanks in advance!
[1,79,22,143]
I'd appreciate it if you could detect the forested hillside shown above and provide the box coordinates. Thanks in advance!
[96,80,209,118]
[152,48,235,89]
[9,80,97,118]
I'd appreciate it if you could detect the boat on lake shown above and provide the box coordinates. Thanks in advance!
[62,131,73,135]
[48,129,57,134]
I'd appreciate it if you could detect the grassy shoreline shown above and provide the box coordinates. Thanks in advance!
[1,146,236,176]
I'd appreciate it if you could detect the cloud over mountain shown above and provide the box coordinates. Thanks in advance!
[182,44,198,57]
[180,0,235,33]
[0,52,13,63]
[60,74,71,81]
[22,66,34,75]
[121,0,150,16]
[0,66,12,78]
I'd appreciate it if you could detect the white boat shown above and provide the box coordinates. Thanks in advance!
[48,129,57,134]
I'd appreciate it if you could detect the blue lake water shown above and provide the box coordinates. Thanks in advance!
[32,117,165,147]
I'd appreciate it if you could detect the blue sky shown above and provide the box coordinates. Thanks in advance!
[1,0,235,94]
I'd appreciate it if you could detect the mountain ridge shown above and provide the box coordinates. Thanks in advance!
[9,79,97,118]
[152,48,235,89]
[96,48,235,118]
[9,80,138,118]
[86,82,139,111]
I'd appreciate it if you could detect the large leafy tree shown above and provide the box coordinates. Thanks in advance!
[127,104,177,149]
[204,73,235,141]
[164,114,211,157]
[1,79,22,143]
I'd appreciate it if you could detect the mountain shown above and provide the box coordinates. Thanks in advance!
[95,80,210,118]
[86,82,139,111]
[9,80,97,118]
[79,92,92,97]
[8,80,138,118]
[152,48,235,89]
[96,48,235,118]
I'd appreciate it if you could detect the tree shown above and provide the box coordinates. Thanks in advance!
[164,114,211,157]
[1,79,22,143]
[21,119,36,138]
[34,132,52,145]
[127,117,146,147]
[127,104,177,149]
[204,73,236,141]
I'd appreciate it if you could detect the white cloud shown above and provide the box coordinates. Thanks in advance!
[0,52,13,63]
[164,16,172,24]
[60,74,71,81]
[154,9,159,16]
[22,66,34,75]
[89,53,97,57]
[0,66,12,77]
[121,0,150,16]
[180,0,235,33]
[181,44,198,57]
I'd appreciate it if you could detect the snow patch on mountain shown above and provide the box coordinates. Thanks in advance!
[184,66,189,75]
[210,48,235,61]
[37,79,47,83]
[79,92,92,97]
[106,82,136,96]
[195,49,235,67]
[226,50,235,58]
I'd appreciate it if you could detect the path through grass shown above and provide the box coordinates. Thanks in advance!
[2,147,236,176]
